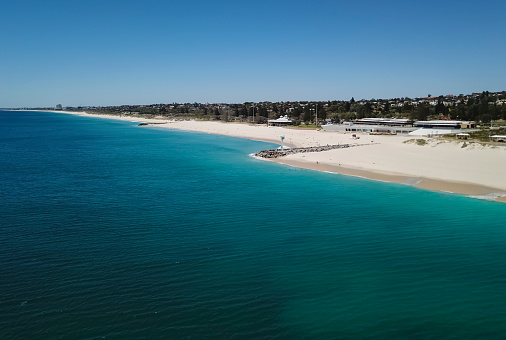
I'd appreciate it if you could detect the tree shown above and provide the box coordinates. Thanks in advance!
[402,102,413,115]
[469,104,480,121]
[408,106,417,121]
[318,105,327,121]
[480,96,489,117]
[434,102,445,116]
[258,106,268,118]
[417,104,429,121]
[303,105,311,122]
[490,104,499,121]
[329,112,340,123]
[481,114,492,124]
[454,103,466,120]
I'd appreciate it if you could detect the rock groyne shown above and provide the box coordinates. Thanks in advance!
[255,143,369,158]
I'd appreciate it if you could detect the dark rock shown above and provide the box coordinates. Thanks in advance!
[254,143,371,159]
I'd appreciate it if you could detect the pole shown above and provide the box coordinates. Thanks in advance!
[314,103,318,128]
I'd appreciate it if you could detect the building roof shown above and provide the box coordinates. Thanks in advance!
[415,120,463,125]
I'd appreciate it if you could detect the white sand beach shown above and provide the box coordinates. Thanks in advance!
[52,111,506,202]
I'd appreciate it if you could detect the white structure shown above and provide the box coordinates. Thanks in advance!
[456,133,470,140]
[323,119,477,136]
[268,115,292,126]
[323,122,416,134]
[490,135,506,142]
[409,129,460,136]
[410,120,477,136]
[353,118,413,126]
[414,120,464,129]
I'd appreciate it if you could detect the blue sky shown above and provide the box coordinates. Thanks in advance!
[1,0,505,107]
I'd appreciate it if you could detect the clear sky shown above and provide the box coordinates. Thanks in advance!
[1,0,505,107]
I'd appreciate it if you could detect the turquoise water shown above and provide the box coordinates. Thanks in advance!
[1,110,506,339]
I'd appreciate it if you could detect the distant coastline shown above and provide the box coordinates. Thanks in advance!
[32,110,506,203]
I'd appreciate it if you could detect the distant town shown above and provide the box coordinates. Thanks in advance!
[9,90,506,127]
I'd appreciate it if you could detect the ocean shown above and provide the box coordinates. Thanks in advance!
[1,110,506,339]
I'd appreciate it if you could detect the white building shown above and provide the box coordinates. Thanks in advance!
[268,115,292,126]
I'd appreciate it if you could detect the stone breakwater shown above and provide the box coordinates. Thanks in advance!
[255,143,371,158]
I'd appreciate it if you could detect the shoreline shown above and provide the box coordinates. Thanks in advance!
[34,110,506,203]
[266,157,506,203]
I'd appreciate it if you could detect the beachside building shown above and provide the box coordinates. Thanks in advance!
[323,118,416,134]
[456,133,470,140]
[490,135,506,142]
[55,104,62,110]
[268,115,292,126]
[414,120,463,129]
[460,121,476,129]
[409,120,478,136]
[353,118,414,127]
[323,119,478,136]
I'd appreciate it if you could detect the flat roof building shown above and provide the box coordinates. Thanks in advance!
[490,135,506,142]
[456,133,470,140]
[353,118,413,127]
[414,120,463,129]
[268,115,292,126]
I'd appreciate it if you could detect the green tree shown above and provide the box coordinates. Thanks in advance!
[417,104,429,121]
[481,114,492,124]
[259,106,268,118]
[480,97,489,117]
[318,105,327,121]
[469,104,480,121]
[303,105,311,122]
[362,102,372,118]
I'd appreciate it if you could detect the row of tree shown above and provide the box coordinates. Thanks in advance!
[206,98,506,125]
[90,91,506,124]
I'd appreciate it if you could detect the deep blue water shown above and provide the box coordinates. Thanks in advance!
[1,110,506,339]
